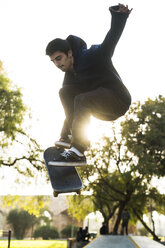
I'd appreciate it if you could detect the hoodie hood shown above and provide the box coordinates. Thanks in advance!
[66,35,87,58]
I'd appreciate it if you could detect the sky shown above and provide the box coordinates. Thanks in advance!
[0,0,165,195]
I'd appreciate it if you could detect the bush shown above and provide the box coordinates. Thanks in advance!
[137,227,149,236]
[33,225,59,240]
[7,209,37,239]
[61,225,79,238]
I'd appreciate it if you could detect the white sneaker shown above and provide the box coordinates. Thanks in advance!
[48,150,87,166]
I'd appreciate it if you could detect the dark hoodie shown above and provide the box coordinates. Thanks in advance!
[63,6,131,105]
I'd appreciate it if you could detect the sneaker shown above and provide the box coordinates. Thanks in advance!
[55,137,71,149]
[48,150,87,167]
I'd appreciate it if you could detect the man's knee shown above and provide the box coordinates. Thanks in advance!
[74,94,89,108]
[59,87,68,100]
[59,86,84,101]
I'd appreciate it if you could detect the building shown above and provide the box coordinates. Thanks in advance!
[0,195,83,238]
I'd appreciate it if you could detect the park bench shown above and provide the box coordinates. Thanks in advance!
[0,230,11,248]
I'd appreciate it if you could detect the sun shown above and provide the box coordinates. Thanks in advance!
[87,117,113,143]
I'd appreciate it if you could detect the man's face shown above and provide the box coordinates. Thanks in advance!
[50,50,74,72]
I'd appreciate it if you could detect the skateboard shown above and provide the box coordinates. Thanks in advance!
[44,146,82,197]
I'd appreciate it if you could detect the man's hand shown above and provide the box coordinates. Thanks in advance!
[109,3,133,14]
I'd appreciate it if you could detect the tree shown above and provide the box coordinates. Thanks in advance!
[0,60,44,176]
[67,134,137,233]
[69,95,165,239]
[1,195,50,217]
[0,61,25,144]
[67,195,94,222]
[121,95,165,177]
[7,209,38,239]
[120,96,165,240]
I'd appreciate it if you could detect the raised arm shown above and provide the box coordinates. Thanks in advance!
[100,4,132,58]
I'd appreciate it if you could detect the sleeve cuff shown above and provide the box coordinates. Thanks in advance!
[109,5,129,18]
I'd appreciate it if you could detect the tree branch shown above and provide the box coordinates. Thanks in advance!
[133,208,160,241]
[0,156,44,169]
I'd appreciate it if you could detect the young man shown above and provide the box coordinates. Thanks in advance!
[121,209,130,235]
[46,4,132,166]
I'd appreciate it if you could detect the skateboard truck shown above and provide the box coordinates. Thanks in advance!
[53,189,81,198]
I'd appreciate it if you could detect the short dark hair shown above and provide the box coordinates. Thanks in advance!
[45,38,71,56]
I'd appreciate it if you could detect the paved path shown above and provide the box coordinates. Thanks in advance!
[85,235,165,248]
[85,235,136,248]
[130,236,164,248]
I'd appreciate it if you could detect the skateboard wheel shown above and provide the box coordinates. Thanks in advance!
[76,190,81,195]
[53,191,58,197]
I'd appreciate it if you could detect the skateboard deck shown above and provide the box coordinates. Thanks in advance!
[44,146,82,197]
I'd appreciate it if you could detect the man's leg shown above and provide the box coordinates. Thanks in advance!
[55,85,87,148]
[125,222,128,235]
[71,87,129,152]
[121,225,124,235]
[49,87,130,166]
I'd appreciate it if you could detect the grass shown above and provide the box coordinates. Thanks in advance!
[0,240,67,248]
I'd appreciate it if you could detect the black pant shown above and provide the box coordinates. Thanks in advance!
[59,85,130,152]
[121,222,129,235]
